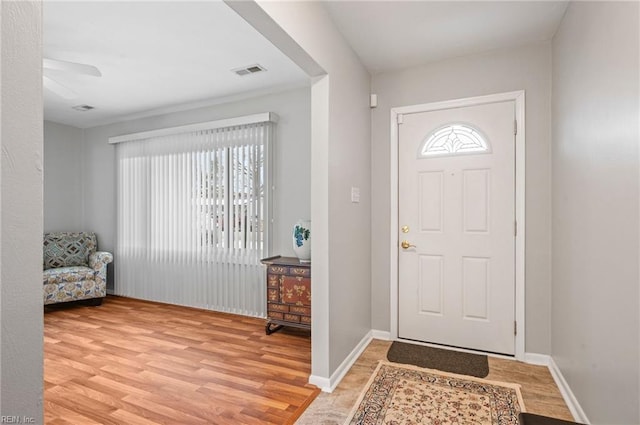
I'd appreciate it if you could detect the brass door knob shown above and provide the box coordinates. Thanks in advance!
[401,240,416,249]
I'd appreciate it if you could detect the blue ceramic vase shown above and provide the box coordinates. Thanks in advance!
[292,219,311,262]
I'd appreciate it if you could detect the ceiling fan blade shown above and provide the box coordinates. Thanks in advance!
[43,58,102,77]
[43,75,78,100]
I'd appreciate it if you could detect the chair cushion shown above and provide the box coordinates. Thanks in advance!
[43,233,95,269]
[43,266,95,285]
[43,266,104,305]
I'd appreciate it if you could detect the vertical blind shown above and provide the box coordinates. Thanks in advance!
[115,117,274,317]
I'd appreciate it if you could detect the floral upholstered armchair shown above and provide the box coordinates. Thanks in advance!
[43,232,113,306]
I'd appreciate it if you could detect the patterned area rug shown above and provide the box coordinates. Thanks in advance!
[345,361,525,425]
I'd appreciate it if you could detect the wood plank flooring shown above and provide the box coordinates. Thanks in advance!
[46,296,574,424]
[44,296,318,425]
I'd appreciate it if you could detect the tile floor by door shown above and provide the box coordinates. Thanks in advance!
[296,339,574,424]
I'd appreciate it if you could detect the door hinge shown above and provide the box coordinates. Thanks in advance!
[514,221,517,237]
[514,119,518,136]
[397,114,404,125]
[514,321,517,335]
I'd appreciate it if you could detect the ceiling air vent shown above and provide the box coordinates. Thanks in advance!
[232,64,266,76]
[72,104,95,112]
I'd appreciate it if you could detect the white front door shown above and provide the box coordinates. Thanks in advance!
[398,100,516,355]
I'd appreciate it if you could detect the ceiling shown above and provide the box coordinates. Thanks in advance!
[44,1,569,129]
[324,1,568,74]
[43,1,310,128]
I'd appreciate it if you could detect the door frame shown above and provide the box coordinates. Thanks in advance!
[389,90,526,360]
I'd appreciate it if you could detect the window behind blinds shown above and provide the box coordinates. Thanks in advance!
[115,119,274,317]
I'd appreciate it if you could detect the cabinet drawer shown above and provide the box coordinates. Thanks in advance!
[284,314,300,323]
[268,265,288,275]
[280,276,311,306]
[267,274,279,288]
[290,305,310,316]
[267,289,279,302]
[290,267,310,277]
[268,303,289,313]
[268,311,283,320]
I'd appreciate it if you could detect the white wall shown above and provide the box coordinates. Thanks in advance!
[236,1,372,382]
[371,43,553,354]
[0,1,44,421]
[551,2,639,423]
[80,87,311,291]
[44,121,84,233]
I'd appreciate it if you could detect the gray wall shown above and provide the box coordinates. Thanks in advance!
[253,0,372,380]
[551,2,639,423]
[76,87,311,291]
[0,1,44,422]
[371,42,553,354]
[43,121,84,233]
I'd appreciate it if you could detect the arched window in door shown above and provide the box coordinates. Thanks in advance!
[419,123,490,157]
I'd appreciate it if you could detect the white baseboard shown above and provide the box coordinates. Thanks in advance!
[547,356,590,424]
[308,331,373,393]
[524,352,551,366]
[371,329,391,340]
[307,374,331,392]
[505,352,591,423]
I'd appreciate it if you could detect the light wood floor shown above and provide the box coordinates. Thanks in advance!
[297,339,575,424]
[45,297,573,425]
[44,296,319,425]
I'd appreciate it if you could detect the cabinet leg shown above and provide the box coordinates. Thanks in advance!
[265,322,284,335]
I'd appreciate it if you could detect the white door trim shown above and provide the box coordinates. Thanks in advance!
[390,90,526,360]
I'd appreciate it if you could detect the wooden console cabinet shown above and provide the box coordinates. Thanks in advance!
[260,256,311,335]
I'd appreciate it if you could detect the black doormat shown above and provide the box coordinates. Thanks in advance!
[386,341,489,378]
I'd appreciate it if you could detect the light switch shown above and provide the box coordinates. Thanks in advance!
[351,187,360,203]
